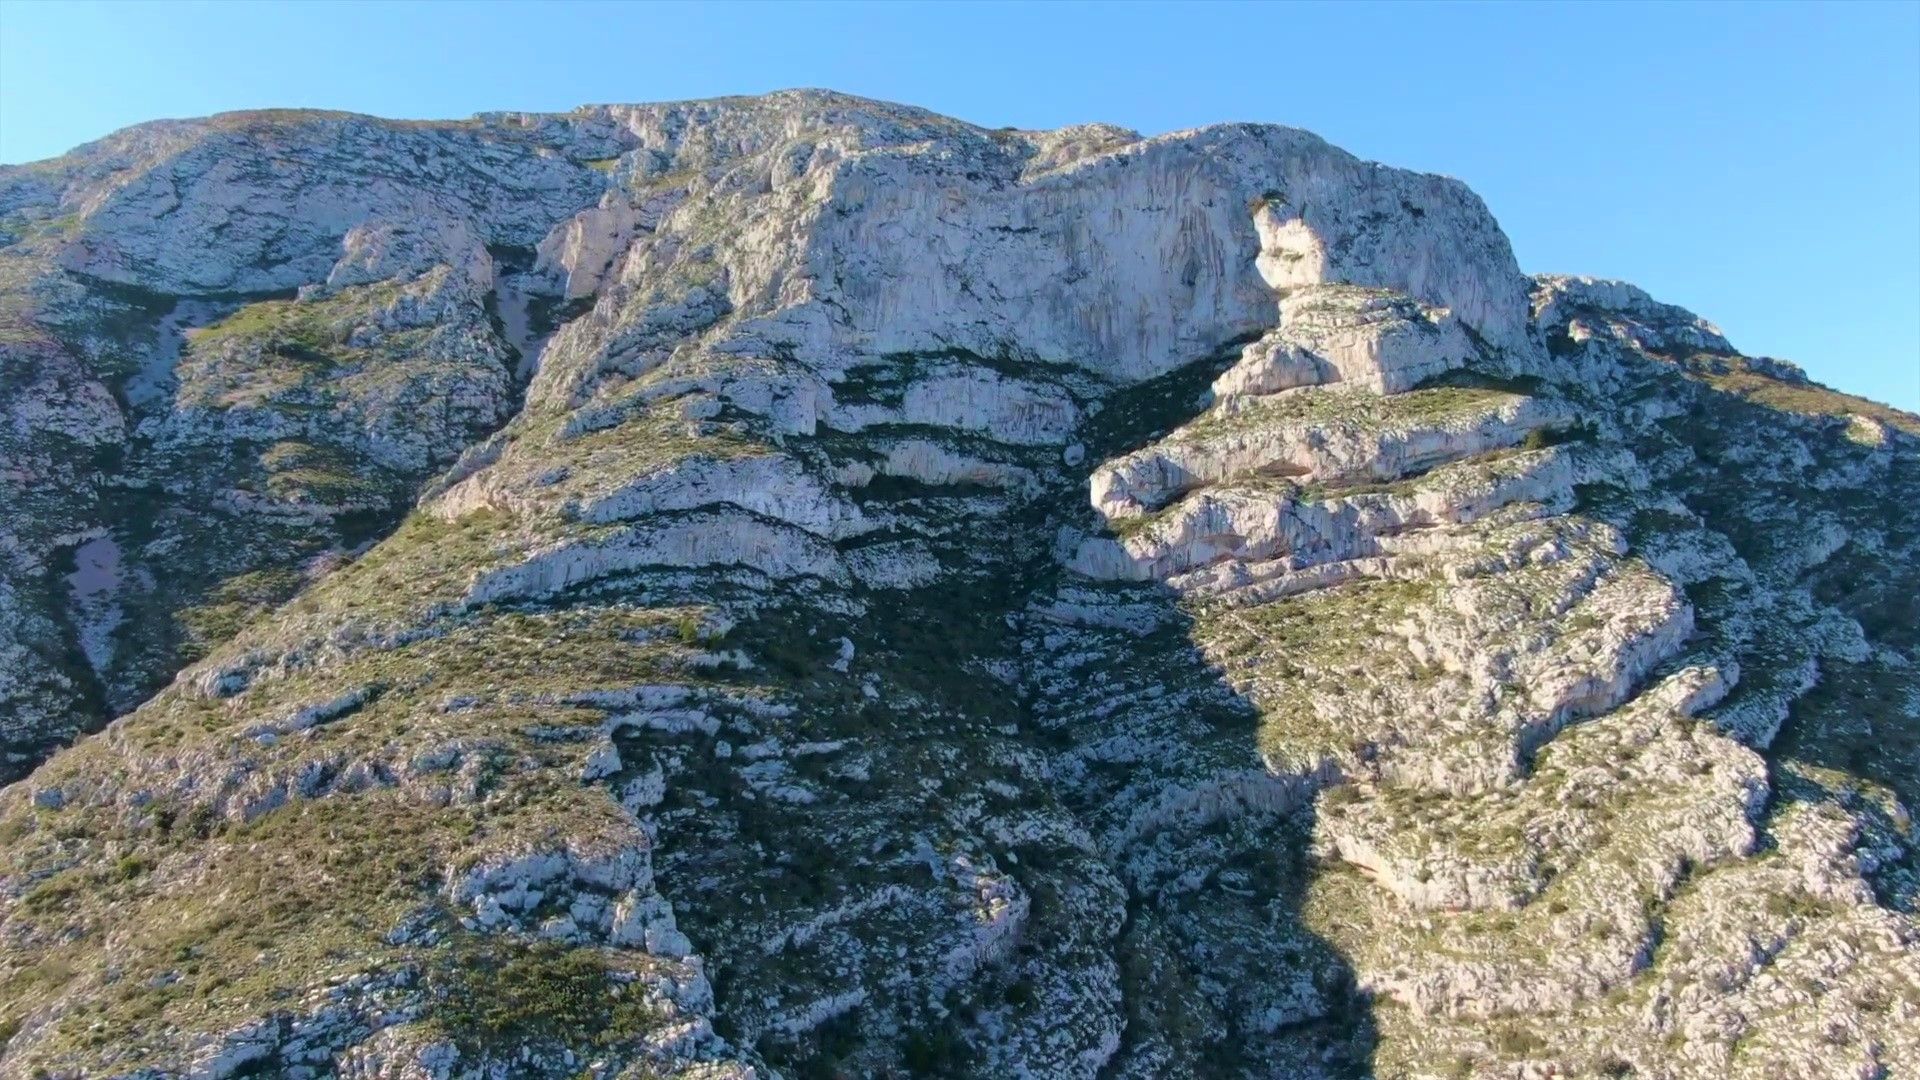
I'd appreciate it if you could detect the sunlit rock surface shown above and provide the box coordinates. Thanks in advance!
[1,91,1915,1080]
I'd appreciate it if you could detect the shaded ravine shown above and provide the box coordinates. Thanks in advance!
[616,340,1379,1076]
[1040,347,1377,1078]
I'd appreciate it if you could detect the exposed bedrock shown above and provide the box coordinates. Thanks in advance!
[0,91,1915,1080]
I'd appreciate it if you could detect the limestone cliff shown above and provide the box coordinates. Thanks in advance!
[0,91,1914,1080]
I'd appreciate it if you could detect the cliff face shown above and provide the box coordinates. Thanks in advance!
[0,90,1914,1080]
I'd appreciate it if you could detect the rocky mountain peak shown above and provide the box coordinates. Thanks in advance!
[1,92,1915,1079]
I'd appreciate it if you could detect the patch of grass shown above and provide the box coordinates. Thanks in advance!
[293,506,531,625]
[1492,1025,1547,1056]
[178,280,448,412]
[2,792,450,1069]
[1414,367,1547,397]
[263,466,394,507]
[1181,383,1521,443]
[1669,354,1919,436]
[426,937,666,1055]
[175,565,309,654]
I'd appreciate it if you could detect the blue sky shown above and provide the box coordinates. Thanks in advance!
[3,1,1915,408]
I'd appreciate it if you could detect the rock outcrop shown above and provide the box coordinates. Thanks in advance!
[1,91,1915,1080]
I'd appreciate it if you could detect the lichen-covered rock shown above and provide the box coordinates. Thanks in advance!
[1,90,1915,1080]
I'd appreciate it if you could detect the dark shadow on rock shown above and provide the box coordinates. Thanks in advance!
[1022,341,1378,1077]
[625,340,1376,1077]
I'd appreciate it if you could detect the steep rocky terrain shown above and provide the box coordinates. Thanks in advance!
[0,91,1914,1079]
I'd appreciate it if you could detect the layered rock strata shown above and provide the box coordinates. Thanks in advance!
[0,92,1914,1080]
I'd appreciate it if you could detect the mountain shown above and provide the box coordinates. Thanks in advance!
[0,90,1914,1080]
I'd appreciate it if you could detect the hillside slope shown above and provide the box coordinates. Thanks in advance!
[0,91,1914,1079]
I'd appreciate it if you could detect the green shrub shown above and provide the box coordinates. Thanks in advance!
[1493,1026,1547,1056]
[427,938,664,1054]
[114,854,153,881]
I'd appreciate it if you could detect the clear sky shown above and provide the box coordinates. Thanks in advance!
[3,1,1916,409]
